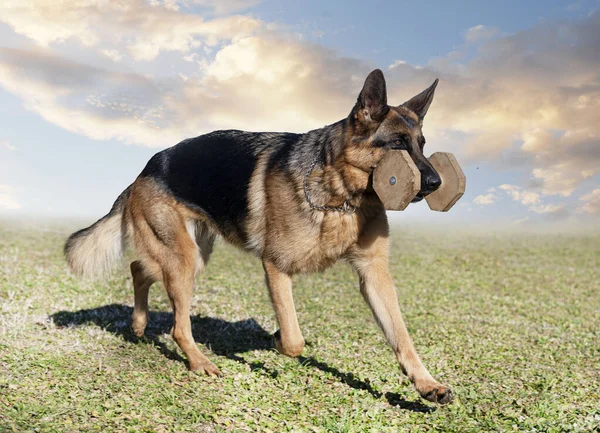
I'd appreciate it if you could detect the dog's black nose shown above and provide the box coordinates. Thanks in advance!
[425,175,442,191]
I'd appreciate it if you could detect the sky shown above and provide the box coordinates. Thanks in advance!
[0,0,599,227]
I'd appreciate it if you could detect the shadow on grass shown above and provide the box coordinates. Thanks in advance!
[298,356,434,413]
[51,303,275,375]
[51,303,433,413]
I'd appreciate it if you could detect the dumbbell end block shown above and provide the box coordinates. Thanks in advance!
[425,152,466,212]
[373,150,420,211]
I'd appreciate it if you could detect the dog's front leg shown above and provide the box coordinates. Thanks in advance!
[347,224,453,405]
[263,260,305,357]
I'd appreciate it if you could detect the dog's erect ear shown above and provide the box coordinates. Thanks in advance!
[356,69,389,122]
[402,79,439,121]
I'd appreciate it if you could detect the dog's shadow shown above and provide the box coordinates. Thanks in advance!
[50,304,433,413]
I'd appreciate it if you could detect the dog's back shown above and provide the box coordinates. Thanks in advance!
[138,130,300,244]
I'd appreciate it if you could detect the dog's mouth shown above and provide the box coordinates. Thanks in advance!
[412,190,437,203]
[411,193,424,203]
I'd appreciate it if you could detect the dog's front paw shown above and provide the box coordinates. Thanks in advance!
[190,360,222,377]
[416,380,454,405]
[273,330,305,357]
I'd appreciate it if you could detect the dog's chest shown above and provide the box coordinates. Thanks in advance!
[263,209,365,274]
[252,166,384,274]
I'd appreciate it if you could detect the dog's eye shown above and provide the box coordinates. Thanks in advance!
[392,135,410,148]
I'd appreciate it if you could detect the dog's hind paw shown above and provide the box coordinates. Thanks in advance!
[190,361,222,377]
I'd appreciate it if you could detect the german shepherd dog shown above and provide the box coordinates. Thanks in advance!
[65,69,453,405]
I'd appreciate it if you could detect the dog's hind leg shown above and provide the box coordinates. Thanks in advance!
[151,220,219,376]
[163,255,220,376]
[346,215,454,405]
[263,260,305,357]
[127,181,220,375]
[159,219,219,375]
[130,260,158,337]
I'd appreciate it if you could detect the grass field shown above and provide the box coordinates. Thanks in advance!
[1,221,599,432]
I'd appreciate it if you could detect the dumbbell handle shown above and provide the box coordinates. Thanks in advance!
[372,150,466,212]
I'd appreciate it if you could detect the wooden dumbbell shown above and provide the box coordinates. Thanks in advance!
[372,150,420,210]
[372,150,466,212]
[424,152,466,212]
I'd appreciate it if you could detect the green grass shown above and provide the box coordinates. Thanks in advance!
[1,221,599,432]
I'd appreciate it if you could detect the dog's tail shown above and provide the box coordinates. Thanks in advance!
[64,187,131,278]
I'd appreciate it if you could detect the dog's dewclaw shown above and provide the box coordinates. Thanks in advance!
[424,152,466,212]
[373,150,420,211]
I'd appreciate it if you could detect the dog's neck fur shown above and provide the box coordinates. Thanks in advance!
[301,110,383,210]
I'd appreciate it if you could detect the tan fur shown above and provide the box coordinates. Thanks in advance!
[263,260,304,357]
[130,260,153,337]
[260,168,380,274]
[245,151,271,255]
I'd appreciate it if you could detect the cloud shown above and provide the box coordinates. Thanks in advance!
[0,1,598,215]
[0,185,21,210]
[186,0,263,14]
[522,129,599,196]
[473,193,496,205]
[465,25,500,44]
[0,0,263,60]
[498,184,568,217]
[471,180,577,219]
[179,36,367,132]
[0,47,184,146]
[100,49,122,63]
[425,12,600,197]
[379,12,600,204]
[0,37,368,146]
[388,60,408,70]
[529,203,567,215]
[512,216,530,225]
[499,184,541,206]
[0,139,16,151]
[578,188,600,214]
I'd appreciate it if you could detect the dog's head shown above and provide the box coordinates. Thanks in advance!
[348,69,441,201]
